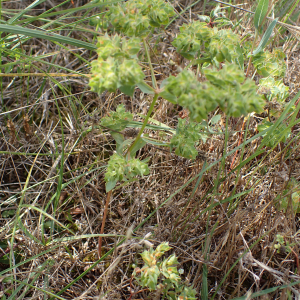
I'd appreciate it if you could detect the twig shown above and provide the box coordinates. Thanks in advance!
[289,247,300,277]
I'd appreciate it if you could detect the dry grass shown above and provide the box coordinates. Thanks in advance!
[1,0,300,299]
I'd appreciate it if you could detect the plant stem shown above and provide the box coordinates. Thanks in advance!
[126,39,159,157]
[99,40,160,257]
[126,93,159,157]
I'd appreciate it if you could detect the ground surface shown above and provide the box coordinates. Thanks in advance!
[1,0,300,299]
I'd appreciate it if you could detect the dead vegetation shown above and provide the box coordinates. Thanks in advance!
[1,0,300,299]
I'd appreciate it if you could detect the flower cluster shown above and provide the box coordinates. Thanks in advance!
[105,153,149,192]
[98,0,175,37]
[89,35,144,95]
[172,21,243,67]
[100,104,133,132]
[134,242,197,299]
[170,119,205,159]
[160,63,264,122]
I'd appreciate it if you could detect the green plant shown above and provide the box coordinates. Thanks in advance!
[274,178,300,215]
[172,20,244,67]
[257,119,291,147]
[72,0,300,298]
[133,242,197,300]
[88,0,292,263]
[89,16,269,192]
[274,234,295,253]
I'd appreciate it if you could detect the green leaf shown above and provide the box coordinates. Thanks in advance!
[252,18,278,56]
[129,137,147,158]
[118,139,133,155]
[119,85,135,97]
[111,132,125,146]
[202,264,208,300]
[100,104,133,132]
[141,136,170,147]
[252,48,286,78]
[7,0,48,24]
[158,90,177,104]
[106,179,118,192]
[137,81,155,94]
[210,115,221,125]
[111,132,126,155]
[254,0,269,30]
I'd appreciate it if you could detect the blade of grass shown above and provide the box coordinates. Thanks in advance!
[11,278,68,300]
[0,245,61,276]
[254,0,269,31]
[12,0,121,26]
[232,280,300,299]
[21,204,75,235]
[0,48,90,77]
[0,25,97,50]
[7,259,52,300]
[252,18,278,55]
[280,0,300,24]
[7,0,48,24]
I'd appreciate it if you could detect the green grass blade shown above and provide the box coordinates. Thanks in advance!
[21,204,75,235]
[0,245,60,276]
[281,0,300,23]
[0,25,97,50]
[7,0,48,24]
[7,260,51,300]
[13,0,121,26]
[254,0,269,30]
[202,264,208,300]
[232,280,300,299]
[48,234,127,245]
[11,277,68,300]
[253,18,278,55]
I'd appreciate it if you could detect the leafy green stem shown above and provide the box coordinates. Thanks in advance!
[126,92,159,158]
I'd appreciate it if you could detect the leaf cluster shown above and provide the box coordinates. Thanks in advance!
[172,21,243,67]
[203,63,265,117]
[98,0,175,37]
[259,77,289,103]
[274,234,295,253]
[134,242,197,300]
[161,63,264,122]
[252,49,286,78]
[100,104,133,132]
[170,119,206,160]
[89,35,144,94]
[105,153,149,192]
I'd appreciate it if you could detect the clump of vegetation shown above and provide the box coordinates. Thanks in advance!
[133,242,197,299]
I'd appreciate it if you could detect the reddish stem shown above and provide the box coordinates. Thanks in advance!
[290,247,300,276]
